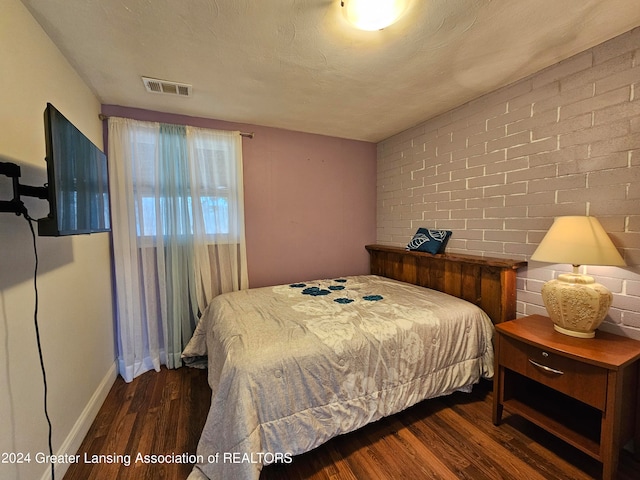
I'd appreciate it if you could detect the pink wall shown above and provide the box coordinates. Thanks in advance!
[101,105,377,287]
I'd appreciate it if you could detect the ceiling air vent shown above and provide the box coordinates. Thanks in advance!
[142,76,192,97]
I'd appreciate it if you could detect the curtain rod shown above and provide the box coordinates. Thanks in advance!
[98,114,254,139]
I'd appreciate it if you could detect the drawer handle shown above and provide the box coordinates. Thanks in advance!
[528,359,564,375]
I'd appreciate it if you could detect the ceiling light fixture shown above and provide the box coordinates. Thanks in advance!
[341,0,409,31]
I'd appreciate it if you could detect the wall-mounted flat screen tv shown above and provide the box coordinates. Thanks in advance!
[38,103,111,236]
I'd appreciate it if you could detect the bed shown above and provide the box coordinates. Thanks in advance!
[182,244,526,480]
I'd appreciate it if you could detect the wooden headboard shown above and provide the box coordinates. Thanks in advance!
[366,244,527,325]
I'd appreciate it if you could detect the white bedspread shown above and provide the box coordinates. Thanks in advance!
[182,275,494,480]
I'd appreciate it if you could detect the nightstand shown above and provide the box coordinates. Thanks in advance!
[492,314,640,480]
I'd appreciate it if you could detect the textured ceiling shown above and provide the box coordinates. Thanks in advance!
[20,0,640,142]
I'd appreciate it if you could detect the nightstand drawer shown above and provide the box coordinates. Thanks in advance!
[499,335,608,410]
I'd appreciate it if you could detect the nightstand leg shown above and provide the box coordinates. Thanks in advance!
[601,370,622,480]
[492,366,504,425]
[492,334,504,426]
[493,403,503,425]
[635,365,640,462]
[601,458,618,480]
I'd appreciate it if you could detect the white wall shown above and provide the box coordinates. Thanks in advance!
[377,27,640,339]
[0,1,116,478]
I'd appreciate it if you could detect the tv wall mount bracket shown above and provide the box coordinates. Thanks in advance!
[0,161,48,216]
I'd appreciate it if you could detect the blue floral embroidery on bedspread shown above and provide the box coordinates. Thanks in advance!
[288,279,383,302]
[363,295,384,301]
[302,287,332,296]
[271,276,445,356]
[334,298,354,304]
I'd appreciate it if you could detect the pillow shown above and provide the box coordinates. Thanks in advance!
[406,228,452,254]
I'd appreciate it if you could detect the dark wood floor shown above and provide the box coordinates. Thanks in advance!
[64,367,639,480]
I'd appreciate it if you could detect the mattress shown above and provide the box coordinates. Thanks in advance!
[182,275,495,480]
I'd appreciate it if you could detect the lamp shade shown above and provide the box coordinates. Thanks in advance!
[531,216,626,267]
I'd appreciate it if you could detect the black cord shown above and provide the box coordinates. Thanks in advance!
[23,212,55,480]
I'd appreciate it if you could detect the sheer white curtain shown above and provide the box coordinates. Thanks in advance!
[108,117,248,382]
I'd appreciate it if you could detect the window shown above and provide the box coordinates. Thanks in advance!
[128,126,238,242]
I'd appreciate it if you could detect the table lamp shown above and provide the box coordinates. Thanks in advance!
[530,216,626,338]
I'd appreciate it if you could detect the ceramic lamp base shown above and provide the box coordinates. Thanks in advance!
[540,273,612,338]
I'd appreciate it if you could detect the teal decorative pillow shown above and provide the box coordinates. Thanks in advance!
[406,228,452,254]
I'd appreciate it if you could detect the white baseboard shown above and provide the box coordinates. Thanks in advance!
[40,361,118,480]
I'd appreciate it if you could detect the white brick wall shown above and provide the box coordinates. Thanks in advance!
[377,27,640,339]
